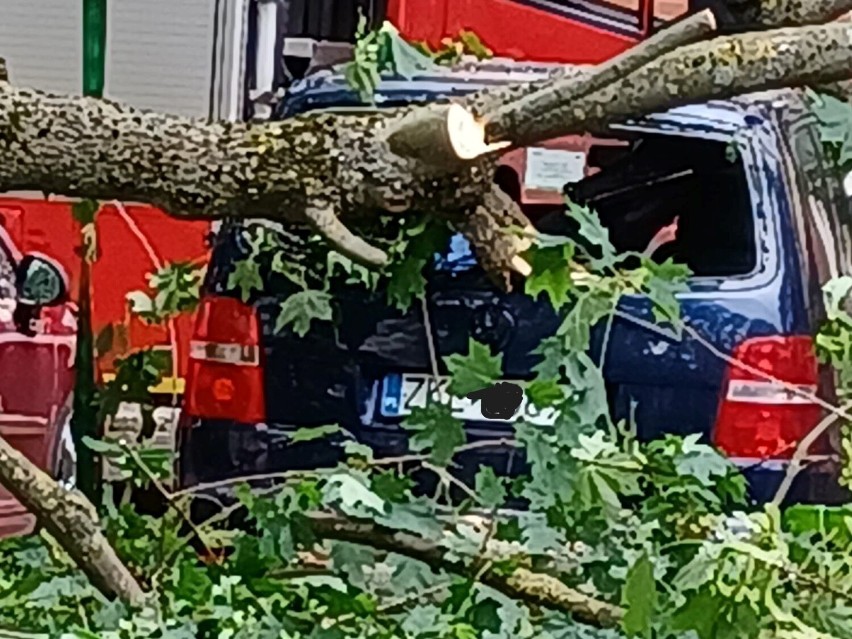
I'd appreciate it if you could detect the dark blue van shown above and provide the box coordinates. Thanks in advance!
[178,63,852,506]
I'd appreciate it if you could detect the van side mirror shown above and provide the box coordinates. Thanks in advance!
[15,253,69,307]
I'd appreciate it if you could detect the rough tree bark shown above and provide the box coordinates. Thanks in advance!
[0,437,144,603]
[1,0,852,627]
[309,513,624,627]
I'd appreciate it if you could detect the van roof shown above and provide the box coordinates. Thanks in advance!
[276,61,801,136]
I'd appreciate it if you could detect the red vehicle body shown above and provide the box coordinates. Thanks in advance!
[0,225,77,537]
[387,0,687,63]
[0,196,210,390]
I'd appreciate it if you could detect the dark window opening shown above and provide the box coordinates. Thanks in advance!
[525,132,757,278]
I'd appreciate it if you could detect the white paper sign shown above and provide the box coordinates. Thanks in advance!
[524,148,586,191]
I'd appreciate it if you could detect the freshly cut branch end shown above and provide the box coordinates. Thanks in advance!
[385,104,508,167]
[511,255,532,276]
[446,103,511,159]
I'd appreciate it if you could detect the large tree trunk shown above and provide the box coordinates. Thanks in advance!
[1,0,852,627]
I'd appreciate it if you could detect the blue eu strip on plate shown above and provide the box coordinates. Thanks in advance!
[434,234,476,272]
[381,373,403,417]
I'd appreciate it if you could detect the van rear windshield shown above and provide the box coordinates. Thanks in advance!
[494,131,757,278]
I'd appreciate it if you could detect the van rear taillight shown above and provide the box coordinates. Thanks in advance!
[713,336,823,460]
[185,296,265,423]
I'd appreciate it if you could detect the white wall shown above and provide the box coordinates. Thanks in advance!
[0,0,83,95]
[0,0,248,119]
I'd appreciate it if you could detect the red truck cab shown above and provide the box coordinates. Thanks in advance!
[0,226,78,537]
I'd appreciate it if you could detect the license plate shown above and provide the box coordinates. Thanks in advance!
[380,374,557,426]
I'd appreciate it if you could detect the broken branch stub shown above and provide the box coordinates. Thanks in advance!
[304,200,389,266]
[384,103,507,168]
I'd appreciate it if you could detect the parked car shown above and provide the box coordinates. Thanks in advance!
[0,224,77,538]
[177,64,852,507]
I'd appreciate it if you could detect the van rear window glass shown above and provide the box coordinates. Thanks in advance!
[488,131,758,278]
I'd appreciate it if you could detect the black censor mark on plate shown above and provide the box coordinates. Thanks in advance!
[466,382,524,420]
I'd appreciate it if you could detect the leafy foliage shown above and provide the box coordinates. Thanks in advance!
[807,88,852,172]
[345,18,492,101]
[128,261,205,323]
[412,30,494,66]
[446,338,503,396]
[275,290,333,337]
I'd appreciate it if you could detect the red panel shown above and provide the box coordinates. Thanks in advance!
[387,0,449,45]
[0,197,211,378]
[389,0,636,63]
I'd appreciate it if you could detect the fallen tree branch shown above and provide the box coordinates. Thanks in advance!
[308,512,624,628]
[0,435,145,604]
[738,0,852,27]
[483,8,718,143]
[487,20,852,149]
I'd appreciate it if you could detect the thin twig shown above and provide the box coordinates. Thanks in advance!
[421,294,440,379]
[771,408,849,506]
[120,443,216,558]
[370,438,518,467]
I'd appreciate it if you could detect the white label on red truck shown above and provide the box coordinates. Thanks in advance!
[524,148,586,191]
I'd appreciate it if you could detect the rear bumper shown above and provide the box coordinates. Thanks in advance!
[732,457,850,505]
[178,419,850,507]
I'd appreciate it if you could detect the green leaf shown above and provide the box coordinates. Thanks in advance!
[386,254,428,310]
[71,199,99,225]
[622,553,657,638]
[475,466,506,508]
[403,404,466,466]
[669,590,721,639]
[823,276,852,321]
[146,261,204,318]
[275,290,333,336]
[385,219,450,310]
[126,290,154,316]
[468,598,502,633]
[526,379,565,410]
[446,338,503,397]
[325,474,387,517]
[558,288,615,352]
[289,424,341,443]
[82,436,123,456]
[639,257,689,325]
[565,199,616,266]
[525,243,574,309]
[228,259,263,303]
[371,470,414,503]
